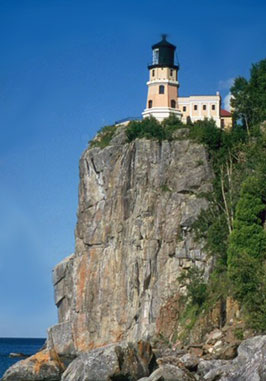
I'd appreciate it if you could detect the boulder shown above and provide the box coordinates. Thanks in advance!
[47,321,76,365]
[62,341,155,381]
[206,329,223,344]
[214,343,238,360]
[197,359,228,378]
[198,335,266,380]
[146,364,196,381]
[9,352,30,358]
[179,353,199,371]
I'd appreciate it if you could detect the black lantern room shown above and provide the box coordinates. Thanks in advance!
[148,35,178,69]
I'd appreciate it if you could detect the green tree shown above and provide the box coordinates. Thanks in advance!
[231,77,251,133]
[227,176,266,330]
[231,59,266,132]
[249,59,266,126]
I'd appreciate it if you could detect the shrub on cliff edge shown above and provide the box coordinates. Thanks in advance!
[89,124,118,148]
[126,115,186,142]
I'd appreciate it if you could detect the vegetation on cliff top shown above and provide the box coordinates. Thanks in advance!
[89,124,119,148]
[126,114,185,142]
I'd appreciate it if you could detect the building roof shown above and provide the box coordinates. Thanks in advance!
[220,109,232,117]
[152,35,176,50]
[115,116,141,125]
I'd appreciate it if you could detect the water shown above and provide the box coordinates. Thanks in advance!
[0,337,45,378]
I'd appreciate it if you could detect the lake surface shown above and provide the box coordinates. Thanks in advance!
[0,337,45,378]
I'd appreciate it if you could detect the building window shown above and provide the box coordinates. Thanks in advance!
[170,69,173,76]
[221,119,225,129]
[194,105,198,111]
[212,105,216,110]
[152,69,155,77]
[203,105,207,110]
[159,85,165,94]
[148,100,153,108]
[183,106,186,112]
[171,100,176,108]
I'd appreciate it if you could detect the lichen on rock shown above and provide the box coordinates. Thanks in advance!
[2,349,64,381]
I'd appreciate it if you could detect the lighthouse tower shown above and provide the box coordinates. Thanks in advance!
[142,35,182,122]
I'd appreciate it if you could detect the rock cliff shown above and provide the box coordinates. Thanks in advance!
[3,126,265,381]
[49,126,212,356]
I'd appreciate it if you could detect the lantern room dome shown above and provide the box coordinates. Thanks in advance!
[148,35,178,69]
[152,35,176,50]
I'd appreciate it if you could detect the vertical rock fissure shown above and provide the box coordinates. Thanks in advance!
[90,157,101,175]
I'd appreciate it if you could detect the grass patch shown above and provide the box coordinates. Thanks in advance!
[161,183,171,192]
[234,327,244,340]
[89,124,118,149]
[178,303,202,343]
[196,159,204,167]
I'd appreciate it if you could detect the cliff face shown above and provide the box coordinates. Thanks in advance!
[48,127,213,355]
[4,126,266,381]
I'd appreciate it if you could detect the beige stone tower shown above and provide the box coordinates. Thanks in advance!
[142,35,182,122]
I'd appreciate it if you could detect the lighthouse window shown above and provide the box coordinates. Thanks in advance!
[153,49,159,65]
[159,85,165,94]
[194,105,198,111]
[170,69,173,76]
[148,100,153,108]
[212,105,216,110]
[171,100,176,108]
[152,69,155,77]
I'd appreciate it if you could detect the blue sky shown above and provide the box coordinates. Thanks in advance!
[0,0,265,338]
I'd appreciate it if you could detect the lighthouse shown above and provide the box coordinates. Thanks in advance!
[115,36,232,128]
[142,35,182,122]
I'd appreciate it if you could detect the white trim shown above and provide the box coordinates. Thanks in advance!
[147,80,179,86]
[142,107,182,122]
